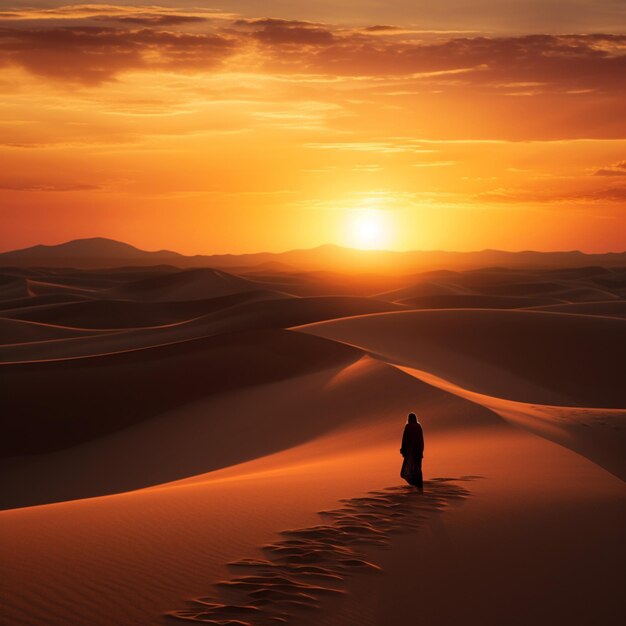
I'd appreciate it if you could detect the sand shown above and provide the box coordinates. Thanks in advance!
[0,264,624,626]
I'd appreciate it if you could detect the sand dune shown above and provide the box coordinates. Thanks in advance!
[1,361,623,625]
[527,299,626,317]
[0,296,405,363]
[296,309,626,478]
[547,286,620,302]
[542,266,613,279]
[1,356,446,508]
[395,293,562,309]
[106,267,284,302]
[0,290,275,329]
[297,309,626,407]
[372,266,625,304]
[1,263,624,626]
[26,267,179,288]
[590,268,626,290]
[240,270,409,298]
[25,278,100,298]
[469,280,566,296]
[0,330,358,459]
[1,269,113,295]
[0,292,93,312]
[375,282,470,302]
[0,277,29,301]
[394,365,626,480]
[0,317,101,345]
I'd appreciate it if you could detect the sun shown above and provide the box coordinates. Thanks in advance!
[344,209,392,250]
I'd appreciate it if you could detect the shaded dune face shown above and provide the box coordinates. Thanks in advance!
[0,297,406,363]
[374,266,625,304]
[0,292,92,312]
[297,309,626,408]
[0,291,280,329]
[0,330,359,458]
[0,277,30,301]
[526,300,626,318]
[0,317,99,345]
[394,294,562,309]
[0,289,409,463]
[105,267,284,302]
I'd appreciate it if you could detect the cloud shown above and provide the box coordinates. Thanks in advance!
[101,15,209,27]
[478,185,626,203]
[0,181,100,191]
[363,25,401,33]
[234,18,335,46]
[588,186,626,201]
[411,160,456,167]
[0,5,232,22]
[594,160,626,176]
[304,34,626,94]
[304,140,435,154]
[0,25,237,83]
[0,8,624,98]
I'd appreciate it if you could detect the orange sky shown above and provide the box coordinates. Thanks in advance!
[1,2,625,254]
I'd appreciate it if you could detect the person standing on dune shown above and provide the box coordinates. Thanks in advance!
[400,413,424,490]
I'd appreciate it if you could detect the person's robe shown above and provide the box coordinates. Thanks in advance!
[400,422,424,487]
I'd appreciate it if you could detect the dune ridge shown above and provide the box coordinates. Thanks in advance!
[295,309,626,478]
[106,267,287,302]
[0,291,276,329]
[295,309,626,406]
[0,317,104,345]
[0,296,405,363]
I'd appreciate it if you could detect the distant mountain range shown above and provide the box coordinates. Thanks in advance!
[1,237,625,273]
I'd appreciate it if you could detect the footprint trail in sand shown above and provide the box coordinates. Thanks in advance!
[168,477,476,625]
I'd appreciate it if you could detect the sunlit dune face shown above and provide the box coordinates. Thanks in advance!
[344,209,393,250]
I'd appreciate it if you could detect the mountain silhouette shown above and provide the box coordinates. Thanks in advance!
[1,237,624,272]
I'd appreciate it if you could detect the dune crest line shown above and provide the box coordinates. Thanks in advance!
[168,477,476,625]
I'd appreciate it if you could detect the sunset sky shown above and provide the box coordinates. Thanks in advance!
[1,1,625,254]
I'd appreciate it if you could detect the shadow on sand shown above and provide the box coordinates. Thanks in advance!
[167,477,480,625]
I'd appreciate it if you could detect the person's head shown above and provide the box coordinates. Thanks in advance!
[408,413,418,424]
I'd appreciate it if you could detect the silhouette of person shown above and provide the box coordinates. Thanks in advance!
[400,413,424,490]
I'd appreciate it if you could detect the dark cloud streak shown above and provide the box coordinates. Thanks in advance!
[594,161,626,176]
[0,13,624,96]
[0,25,236,83]
[100,15,209,26]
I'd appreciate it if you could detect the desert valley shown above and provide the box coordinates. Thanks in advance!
[0,238,624,625]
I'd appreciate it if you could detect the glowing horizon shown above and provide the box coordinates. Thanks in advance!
[1,2,625,255]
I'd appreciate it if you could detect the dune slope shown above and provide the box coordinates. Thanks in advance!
[296,309,626,407]
[0,295,405,363]
[0,330,358,458]
[1,355,623,626]
[106,267,284,302]
[296,309,626,478]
